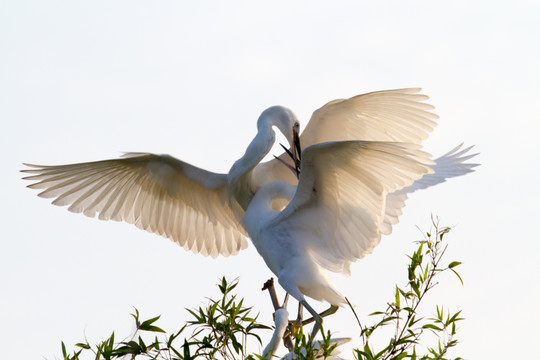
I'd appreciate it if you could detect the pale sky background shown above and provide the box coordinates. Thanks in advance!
[1,1,539,359]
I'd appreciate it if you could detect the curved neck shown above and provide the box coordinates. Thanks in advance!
[262,308,289,359]
[228,123,275,210]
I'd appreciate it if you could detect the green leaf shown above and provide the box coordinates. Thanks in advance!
[231,333,242,354]
[422,323,442,331]
[139,314,160,327]
[451,268,464,285]
[138,335,146,350]
[142,324,166,333]
[130,308,141,328]
[410,280,421,297]
[437,305,443,320]
[448,261,462,269]
[449,310,464,323]
[183,339,191,360]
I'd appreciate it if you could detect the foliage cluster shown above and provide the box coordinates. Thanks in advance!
[58,219,464,360]
[354,219,464,360]
[60,278,268,360]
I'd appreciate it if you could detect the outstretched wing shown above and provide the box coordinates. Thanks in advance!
[252,88,438,188]
[274,141,435,274]
[302,88,438,146]
[381,143,480,234]
[22,153,248,257]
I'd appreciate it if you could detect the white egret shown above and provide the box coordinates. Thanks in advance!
[21,88,439,258]
[22,88,478,336]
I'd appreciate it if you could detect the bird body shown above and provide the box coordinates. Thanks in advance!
[244,141,438,306]
[243,179,346,306]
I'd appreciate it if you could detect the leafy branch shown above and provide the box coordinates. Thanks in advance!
[59,278,269,360]
[57,217,465,360]
[355,217,464,360]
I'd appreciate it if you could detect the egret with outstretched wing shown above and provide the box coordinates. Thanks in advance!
[22,106,302,257]
[22,88,439,258]
[22,89,478,336]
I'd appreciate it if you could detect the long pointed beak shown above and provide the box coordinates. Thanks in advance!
[293,129,301,175]
[278,139,301,179]
[275,130,302,180]
[274,153,296,177]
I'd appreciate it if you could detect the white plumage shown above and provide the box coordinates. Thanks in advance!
[22,88,478,326]
[244,141,436,306]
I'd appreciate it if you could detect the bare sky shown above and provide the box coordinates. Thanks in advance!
[1,1,539,358]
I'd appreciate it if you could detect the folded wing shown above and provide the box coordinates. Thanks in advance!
[22,153,248,257]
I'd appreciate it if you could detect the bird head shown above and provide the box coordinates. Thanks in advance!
[259,106,302,178]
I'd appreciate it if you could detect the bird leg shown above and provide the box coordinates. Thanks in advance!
[283,302,339,341]
[282,292,290,308]
[299,302,340,340]
[299,300,324,339]
[296,303,303,323]
[299,304,339,326]
[261,280,339,344]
